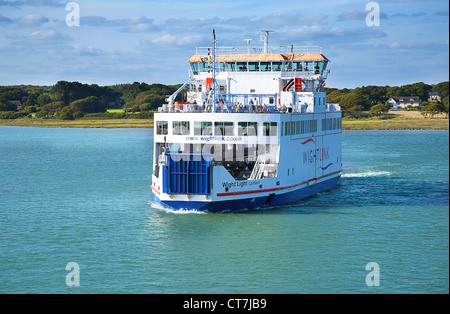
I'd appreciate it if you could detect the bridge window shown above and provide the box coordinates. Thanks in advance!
[237,62,247,71]
[293,62,303,71]
[260,62,271,71]
[248,62,259,71]
[283,62,292,71]
[190,62,199,75]
[272,62,282,71]
[225,62,236,71]
[199,62,208,72]
[305,61,313,71]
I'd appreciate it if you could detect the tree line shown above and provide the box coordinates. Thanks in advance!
[325,81,449,118]
[0,81,183,120]
[0,80,448,120]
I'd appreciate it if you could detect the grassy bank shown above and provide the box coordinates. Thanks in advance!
[0,110,448,130]
[342,111,449,130]
[0,118,153,128]
[342,118,449,130]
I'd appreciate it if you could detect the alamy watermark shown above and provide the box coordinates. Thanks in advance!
[365,262,380,287]
[65,262,80,287]
[366,2,380,27]
[66,2,80,27]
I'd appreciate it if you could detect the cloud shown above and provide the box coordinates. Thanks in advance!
[338,9,388,21]
[14,14,49,26]
[0,15,13,25]
[80,15,161,33]
[120,23,160,33]
[278,25,387,44]
[390,13,409,18]
[434,10,449,16]
[411,12,427,17]
[26,29,72,42]
[388,41,449,50]
[150,34,204,47]
[81,15,156,27]
[0,0,64,6]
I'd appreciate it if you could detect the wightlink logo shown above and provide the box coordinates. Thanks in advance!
[185,135,244,143]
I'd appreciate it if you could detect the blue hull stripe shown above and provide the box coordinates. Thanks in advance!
[153,175,340,212]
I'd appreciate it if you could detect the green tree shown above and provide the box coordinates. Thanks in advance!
[0,98,17,111]
[37,93,52,107]
[442,96,449,118]
[56,106,75,120]
[420,101,445,119]
[340,92,366,118]
[36,101,65,118]
[369,102,389,119]
[434,81,449,99]
[69,96,106,114]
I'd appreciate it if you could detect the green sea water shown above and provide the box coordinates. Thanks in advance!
[0,127,448,293]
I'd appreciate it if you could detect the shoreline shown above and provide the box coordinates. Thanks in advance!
[0,117,448,130]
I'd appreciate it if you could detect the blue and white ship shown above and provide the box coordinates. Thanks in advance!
[151,30,342,212]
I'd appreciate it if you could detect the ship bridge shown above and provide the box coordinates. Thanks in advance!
[158,32,338,114]
[184,45,331,110]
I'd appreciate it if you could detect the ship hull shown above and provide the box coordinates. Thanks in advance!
[153,175,340,212]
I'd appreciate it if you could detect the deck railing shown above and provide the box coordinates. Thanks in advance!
[195,46,323,56]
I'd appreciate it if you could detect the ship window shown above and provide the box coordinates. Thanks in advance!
[237,62,247,71]
[263,122,277,136]
[190,62,199,75]
[214,122,234,136]
[199,62,208,72]
[293,62,303,71]
[173,121,190,135]
[225,62,236,71]
[248,62,259,71]
[226,122,234,135]
[156,121,168,135]
[283,62,292,71]
[272,62,282,71]
[194,121,212,135]
[321,118,341,131]
[238,122,257,136]
[260,62,271,71]
[305,61,313,71]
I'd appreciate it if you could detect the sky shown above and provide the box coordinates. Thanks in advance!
[0,0,448,88]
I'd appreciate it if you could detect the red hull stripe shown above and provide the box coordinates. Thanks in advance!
[301,138,315,145]
[151,185,161,195]
[217,170,342,197]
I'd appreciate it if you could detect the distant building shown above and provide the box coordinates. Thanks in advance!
[428,91,441,102]
[387,96,421,109]
[108,97,126,108]
[10,100,22,110]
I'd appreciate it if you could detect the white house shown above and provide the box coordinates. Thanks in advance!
[388,96,421,109]
[428,91,441,102]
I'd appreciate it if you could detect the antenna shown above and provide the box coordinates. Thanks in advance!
[260,30,274,54]
[212,29,216,113]
[243,38,253,54]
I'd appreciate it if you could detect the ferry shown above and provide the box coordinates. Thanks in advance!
[151,30,342,212]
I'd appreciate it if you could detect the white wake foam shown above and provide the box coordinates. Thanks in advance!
[148,200,207,214]
[342,171,392,178]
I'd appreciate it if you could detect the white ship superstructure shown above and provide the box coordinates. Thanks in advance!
[151,31,342,211]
